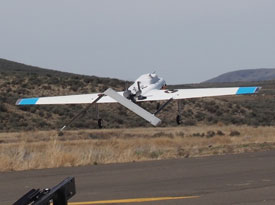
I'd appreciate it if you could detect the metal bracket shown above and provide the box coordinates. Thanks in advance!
[154,98,173,116]
[13,177,76,205]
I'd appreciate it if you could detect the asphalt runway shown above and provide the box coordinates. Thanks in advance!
[1,150,275,205]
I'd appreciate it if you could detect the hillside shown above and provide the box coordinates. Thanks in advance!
[0,58,133,131]
[205,69,275,83]
[1,58,275,131]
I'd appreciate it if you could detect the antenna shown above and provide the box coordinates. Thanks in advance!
[149,71,156,78]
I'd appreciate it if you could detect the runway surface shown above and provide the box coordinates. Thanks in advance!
[1,150,275,205]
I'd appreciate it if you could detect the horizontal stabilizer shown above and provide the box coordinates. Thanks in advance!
[104,88,161,126]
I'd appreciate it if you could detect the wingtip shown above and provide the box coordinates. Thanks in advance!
[16,99,22,105]
[15,97,39,105]
[255,87,262,93]
[236,87,261,95]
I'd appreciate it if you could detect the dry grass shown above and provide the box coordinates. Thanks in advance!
[1,125,275,172]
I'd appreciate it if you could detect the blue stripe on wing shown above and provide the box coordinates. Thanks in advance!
[236,87,258,95]
[17,98,39,105]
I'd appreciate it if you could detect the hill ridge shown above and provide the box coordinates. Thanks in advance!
[0,58,99,78]
[205,68,275,83]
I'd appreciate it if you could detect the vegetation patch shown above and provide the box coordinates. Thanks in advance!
[1,58,275,131]
[1,126,275,172]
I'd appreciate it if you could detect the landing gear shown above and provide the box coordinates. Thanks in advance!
[96,104,103,129]
[97,119,103,129]
[176,115,182,125]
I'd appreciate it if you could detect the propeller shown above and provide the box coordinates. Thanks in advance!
[124,81,128,91]
[136,81,142,96]
[123,81,131,99]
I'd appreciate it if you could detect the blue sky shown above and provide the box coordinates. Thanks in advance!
[0,0,275,84]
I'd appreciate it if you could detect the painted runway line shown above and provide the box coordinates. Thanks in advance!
[69,195,200,204]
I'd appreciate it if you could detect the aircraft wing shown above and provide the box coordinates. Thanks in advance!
[16,87,260,105]
[140,86,261,102]
[16,92,119,105]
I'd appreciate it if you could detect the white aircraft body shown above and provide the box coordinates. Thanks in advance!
[16,73,260,129]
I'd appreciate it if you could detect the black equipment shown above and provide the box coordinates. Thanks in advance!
[13,177,76,205]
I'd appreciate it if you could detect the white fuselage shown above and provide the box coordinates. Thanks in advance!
[128,73,166,96]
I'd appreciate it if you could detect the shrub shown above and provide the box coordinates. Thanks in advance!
[195,112,205,121]
[183,119,196,126]
[0,103,7,112]
[217,130,225,136]
[192,132,204,137]
[230,130,240,136]
[206,131,215,138]
[176,131,185,137]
